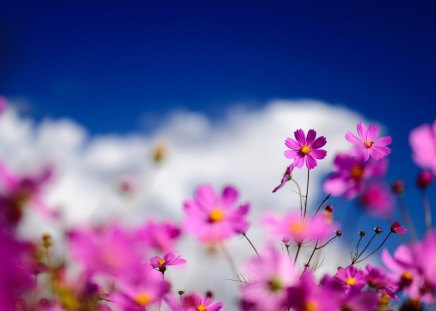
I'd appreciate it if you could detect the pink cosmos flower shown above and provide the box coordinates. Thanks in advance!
[323,153,388,199]
[182,185,250,243]
[345,122,392,161]
[242,245,299,310]
[263,211,336,245]
[409,120,436,174]
[365,264,398,300]
[390,221,407,234]
[284,129,327,170]
[179,293,223,311]
[272,164,294,193]
[150,252,186,273]
[359,182,394,218]
[415,229,436,289]
[136,221,181,253]
[335,266,367,292]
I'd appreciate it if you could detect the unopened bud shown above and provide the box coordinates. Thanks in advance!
[205,291,214,298]
[359,231,366,237]
[391,180,405,194]
[374,227,382,234]
[178,290,185,296]
[336,230,343,237]
[325,205,334,213]
[416,171,433,190]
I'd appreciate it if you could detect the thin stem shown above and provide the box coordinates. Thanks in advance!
[285,244,292,264]
[314,193,331,215]
[316,235,338,250]
[355,232,392,264]
[355,235,364,258]
[291,179,304,217]
[219,243,239,277]
[294,243,302,264]
[304,169,310,218]
[398,196,418,241]
[242,233,260,257]
[422,190,432,234]
[304,242,318,271]
[351,232,377,264]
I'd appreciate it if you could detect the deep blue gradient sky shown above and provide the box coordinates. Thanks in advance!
[1,1,435,244]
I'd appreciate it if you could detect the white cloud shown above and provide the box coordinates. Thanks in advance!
[0,99,367,308]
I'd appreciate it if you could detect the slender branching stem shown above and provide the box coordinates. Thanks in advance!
[242,232,260,257]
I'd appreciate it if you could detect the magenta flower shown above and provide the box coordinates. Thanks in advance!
[365,264,398,300]
[415,229,436,290]
[182,185,250,243]
[263,211,336,244]
[136,221,181,253]
[409,120,436,174]
[284,129,327,170]
[359,182,394,218]
[390,221,407,234]
[345,122,392,161]
[150,253,186,273]
[335,266,367,292]
[272,164,294,193]
[180,292,223,311]
[242,245,299,310]
[323,153,388,199]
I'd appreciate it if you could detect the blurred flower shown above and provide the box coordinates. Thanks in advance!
[242,245,299,310]
[136,221,181,253]
[324,153,388,199]
[359,182,394,218]
[390,221,407,234]
[263,211,336,244]
[365,264,398,300]
[345,122,391,161]
[409,120,436,174]
[284,129,327,170]
[182,185,250,243]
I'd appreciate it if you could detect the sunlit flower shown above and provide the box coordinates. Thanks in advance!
[345,122,392,161]
[182,185,250,243]
[409,120,436,174]
[284,129,327,170]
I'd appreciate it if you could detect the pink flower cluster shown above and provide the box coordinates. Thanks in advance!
[0,100,435,311]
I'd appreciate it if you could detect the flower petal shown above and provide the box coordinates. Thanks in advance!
[294,129,306,145]
[311,149,327,159]
[345,132,361,145]
[285,137,300,150]
[366,124,379,141]
[306,129,317,145]
[311,136,327,149]
[357,122,367,140]
[284,150,298,159]
[306,155,317,169]
[293,156,304,168]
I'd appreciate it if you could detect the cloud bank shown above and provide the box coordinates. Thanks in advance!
[0,99,366,308]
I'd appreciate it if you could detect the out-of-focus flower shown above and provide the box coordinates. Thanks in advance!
[359,182,394,218]
[242,245,299,310]
[136,221,181,253]
[416,170,433,190]
[324,153,388,199]
[263,211,336,244]
[409,121,436,174]
[272,164,294,193]
[152,141,166,164]
[68,224,144,280]
[284,129,327,170]
[345,122,392,161]
[150,252,186,273]
[415,229,436,289]
[390,221,407,234]
[365,264,398,300]
[0,163,57,228]
[391,179,405,195]
[182,185,250,243]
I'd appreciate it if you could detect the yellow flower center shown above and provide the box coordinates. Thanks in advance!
[134,292,151,306]
[401,271,413,284]
[364,140,373,148]
[196,304,207,311]
[209,209,224,222]
[300,145,311,155]
[350,164,364,180]
[305,300,318,311]
[157,258,165,266]
[290,221,306,234]
[267,276,283,292]
[346,277,356,286]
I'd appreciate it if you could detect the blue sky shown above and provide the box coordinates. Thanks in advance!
[0,1,435,245]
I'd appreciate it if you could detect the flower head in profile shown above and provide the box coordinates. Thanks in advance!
[284,129,327,170]
[345,122,392,161]
[409,120,436,174]
[150,253,186,273]
[182,185,250,243]
[272,164,294,193]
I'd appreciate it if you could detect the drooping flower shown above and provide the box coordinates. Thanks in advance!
[409,120,436,174]
[323,153,388,199]
[150,253,186,273]
[284,129,327,170]
[263,211,336,245]
[345,122,392,161]
[272,164,294,193]
[242,245,299,310]
[182,185,250,243]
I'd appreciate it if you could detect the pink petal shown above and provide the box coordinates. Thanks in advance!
[310,149,327,159]
[370,146,391,160]
[306,129,317,145]
[366,124,379,141]
[293,156,304,168]
[285,137,300,150]
[311,136,327,149]
[294,129,306,145]
[345,132,361,145]
[222,186,239,205]
[306,155,317,169]
[375,136,392,147]
[357,122,367,140]
[284,150,298,159]
[195,185,217,209]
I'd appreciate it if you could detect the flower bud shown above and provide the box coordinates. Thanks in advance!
[416,171,433,189]
[374,227,382,234]
[391,180,405,194]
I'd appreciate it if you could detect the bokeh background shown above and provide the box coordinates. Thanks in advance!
[1,0,435,308]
